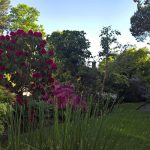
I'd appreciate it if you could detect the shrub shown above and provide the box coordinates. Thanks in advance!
[41,81,87,110]
[0,86,15,135]
[0,29,57,104]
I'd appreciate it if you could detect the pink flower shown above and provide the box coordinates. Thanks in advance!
[15,50,24,57]
[48,77,55,83]
[41,40,46,45]
[48,50,55,56]
[6,53,11,58]
[46,59,54,65]
[10,39,16,44]
[39,40,47,48]
[34,32,42,37]
[42,93,49,101]
[5,35,10,40]
[22,32,27,36]
[32,73,42,78]
[51,81,87,110]
[0,35,5,40]
[7,46,11,51]
[51,63,57,70]
[0,49,3,55]
[0,66,5,71]
[41,49,47,54]
[16,95,23,105]
[10,31,16,36]
[37,32,42,37]
[28,29,33,35]
[16,29,25,35]
[0,74,4,80]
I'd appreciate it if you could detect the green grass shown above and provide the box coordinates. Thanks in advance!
[100,103,150,150]
[1,103,150,150]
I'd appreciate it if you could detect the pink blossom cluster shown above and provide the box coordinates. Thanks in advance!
[42,81,87,110]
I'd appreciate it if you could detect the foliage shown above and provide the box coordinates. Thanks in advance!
[101,92,117,104]
[9,4,45,35]
[130,0,150,42]
[74,65,101,96]
[0,86,15,135]
[0,0,10,34]
[99,26,121,93]
[104,47,150,102]
[1,103,150,150]
[47,30,91,82]
[0,29,57,104]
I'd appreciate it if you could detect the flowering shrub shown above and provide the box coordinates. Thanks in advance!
[42,81,87,110]
[0,29,57,104]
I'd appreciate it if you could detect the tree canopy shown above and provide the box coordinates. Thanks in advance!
[99,26,121,93]
[9,4,45,34]
[103,47,150,102]
[47,30,91,78]
[0,0,10,34]
[130,0,150,42]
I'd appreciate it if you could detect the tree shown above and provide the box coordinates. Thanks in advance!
[130,0,150,42]
[0,0,10,34]
[47,30,91,82]
[9,4,45,34]
[105,48,150,102]
[99,26,121,94]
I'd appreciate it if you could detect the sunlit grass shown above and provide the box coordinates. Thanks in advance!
[0,103,150,150]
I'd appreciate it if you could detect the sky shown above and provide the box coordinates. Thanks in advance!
[11,0,149,56]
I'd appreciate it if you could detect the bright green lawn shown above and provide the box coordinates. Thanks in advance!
[100,103,150,150]
[1,103,150,150]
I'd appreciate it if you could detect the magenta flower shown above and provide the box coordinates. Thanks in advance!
[16,95,23,105]
[0,74,3,80]
[0,49,3,55]
[51,63,57,70]
[51,81,87,110]
[48,76,55,83]
[0,66,5,71]
[46,59,54,65]
[48,50,55,56]
[22,32,27,36]
[32,73,42,78]
[39,40,47,48]
[10,31,16,36]
[41,48,47,54]
[34,32,42,37]
[5,35,10,40]
[28,29,33,35]
[42,93,49,101]
[0,35,5,40]
[16,29,25,35]
[10,39,16,44]
[15,50,24,57]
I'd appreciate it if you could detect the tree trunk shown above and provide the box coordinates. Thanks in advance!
[101,57,108,94]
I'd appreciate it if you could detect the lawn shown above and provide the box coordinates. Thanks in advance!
[1,103,150,150]
[100,103,150,150]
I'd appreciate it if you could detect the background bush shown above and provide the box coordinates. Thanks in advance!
[0,86,15,134]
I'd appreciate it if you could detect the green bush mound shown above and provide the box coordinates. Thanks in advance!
[0,86,15,135]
